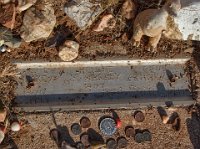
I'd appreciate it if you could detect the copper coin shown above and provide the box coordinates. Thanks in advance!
[134,111,145,122]
[80,117,91,128]
[125,126,135,138]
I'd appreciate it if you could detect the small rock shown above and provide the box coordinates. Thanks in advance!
[20,4,56,42]
[10,121,21,132]
[80,117,91,128]
[0,108,6,122]
[17,0,37,12]
[184,47,194,54]
[134,111,145,122]
[59,41,79,62]
[0,26,22,48]
[0,45,7,53]
[106,139,117,149]
[94,14,116,32]
[117,137,128,148]
[64,0,102,29]
[122,0,137,19]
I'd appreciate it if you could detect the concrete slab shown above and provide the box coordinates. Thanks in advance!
[14,59,193,112]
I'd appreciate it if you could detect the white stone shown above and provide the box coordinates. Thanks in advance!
[59,41,79,61]
[11,122,21,132]
[164,0,200,41]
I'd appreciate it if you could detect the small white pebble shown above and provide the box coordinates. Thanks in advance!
[11,122,21,132]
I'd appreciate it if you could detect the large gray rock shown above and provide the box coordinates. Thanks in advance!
[64,0,102,29]
[20,4,56,42]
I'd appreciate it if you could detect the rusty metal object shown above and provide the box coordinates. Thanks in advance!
[80,117,91,128]
[134,111,145,122]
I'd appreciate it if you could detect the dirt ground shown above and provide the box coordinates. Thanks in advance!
[0,0,200,148]
[2,107,200,149]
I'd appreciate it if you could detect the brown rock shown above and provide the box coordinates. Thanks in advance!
[0,3,16,29]
[94,14,116,32]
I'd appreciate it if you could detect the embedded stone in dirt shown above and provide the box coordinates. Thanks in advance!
[17,0,37,12]
[64,0,102,29]
[20,4,56,42]
[59,40,79,62]
[94,14,116,32]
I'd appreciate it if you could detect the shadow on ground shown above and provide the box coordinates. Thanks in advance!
[186,111,200,149]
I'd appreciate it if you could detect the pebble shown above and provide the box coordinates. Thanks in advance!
[0,108,6,122]
[0,45,7,53]
[64,0,102,29]
[59,41,79,62]
[0,129,5,144]
[94,14,116,32]
[20,4,56,42]
[10,121,21,132]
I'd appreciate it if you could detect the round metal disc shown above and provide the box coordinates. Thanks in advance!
[71,123,82,135]
[117,137,128,148]
[99,118,117,136]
